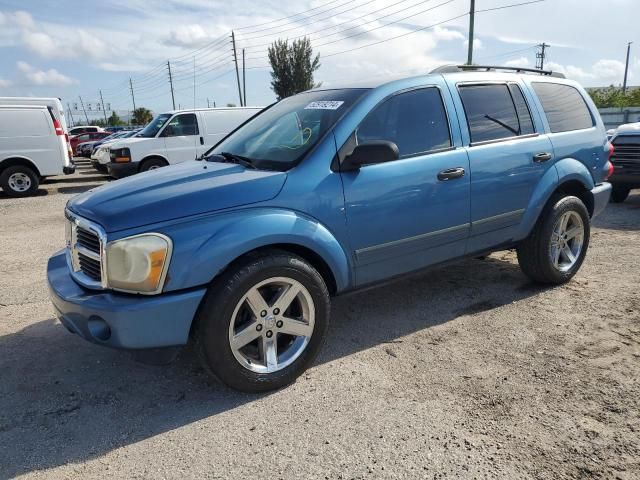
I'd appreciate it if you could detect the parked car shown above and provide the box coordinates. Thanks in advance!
[0,97,73,158]
[68,126,105,136]
[0,105,74,196]
[77,131,129,158]
[607,122,640,202]
[70,131,111,155]
[91,129,142,172]
[48,66,613,392]
[105,107,262,178]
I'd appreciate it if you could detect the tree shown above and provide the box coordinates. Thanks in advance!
[108,111,123,126]
[267,37,320,100]
[132,107,153,125]
[588,86,640,108]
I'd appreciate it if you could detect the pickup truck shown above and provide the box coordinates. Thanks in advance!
[608,122,640,202]
[48,65,613,392]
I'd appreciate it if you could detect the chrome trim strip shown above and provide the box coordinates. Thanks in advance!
[355,223,470,256]
[472,209,525,227]
[65,209,108,290]
[75,245,100,261]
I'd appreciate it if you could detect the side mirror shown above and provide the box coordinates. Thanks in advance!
[341,141,399,172]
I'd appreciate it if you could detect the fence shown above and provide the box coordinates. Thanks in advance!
[598,107,640,130]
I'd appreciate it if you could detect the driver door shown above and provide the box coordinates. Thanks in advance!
[161,113,200,164]
[340,85,471,286]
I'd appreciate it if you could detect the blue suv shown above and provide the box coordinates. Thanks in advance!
[48,66,613,392]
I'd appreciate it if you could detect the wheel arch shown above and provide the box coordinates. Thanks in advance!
[139,155,169,171]
[0,156,42,177]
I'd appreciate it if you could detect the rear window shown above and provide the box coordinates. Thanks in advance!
[459,83,535,144]
[532,82,594,133]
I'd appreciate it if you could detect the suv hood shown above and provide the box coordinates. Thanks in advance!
[68,161,287,232]
[107,137,153,149]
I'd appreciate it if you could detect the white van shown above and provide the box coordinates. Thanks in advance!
[0,96,73,160]
[106,107,262,178]
[0,105,74,197]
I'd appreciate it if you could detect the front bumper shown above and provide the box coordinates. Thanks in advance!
[591,182,612,218]
[47,249,206,350]
[107,161,138,179]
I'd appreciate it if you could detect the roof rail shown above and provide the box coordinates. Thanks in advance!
[430,64,566,78]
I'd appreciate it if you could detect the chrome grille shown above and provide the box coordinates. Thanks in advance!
[612,136,640,174]
[66,212,106,289]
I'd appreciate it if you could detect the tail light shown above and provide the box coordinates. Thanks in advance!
[604,142,615,180]
[53,118,64,136]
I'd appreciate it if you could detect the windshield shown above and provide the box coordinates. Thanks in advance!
[137,114,171,138]
[211,89,368,171]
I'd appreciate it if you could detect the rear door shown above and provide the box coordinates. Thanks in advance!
[450,80,555,252]
[340,84,470,286]
[160,113,199,164]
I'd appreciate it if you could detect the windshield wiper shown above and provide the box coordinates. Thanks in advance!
[208,151,257,169]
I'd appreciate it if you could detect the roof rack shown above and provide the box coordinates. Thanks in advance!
[430,64,565,78]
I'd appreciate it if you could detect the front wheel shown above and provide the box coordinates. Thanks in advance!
[140,157,168,172]
[195,250,330,392]
[610,186,630,203]
[517,195,590,284]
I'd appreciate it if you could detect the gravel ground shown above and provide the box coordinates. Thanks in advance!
[0,162,638,479]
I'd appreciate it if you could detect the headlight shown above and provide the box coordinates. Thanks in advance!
[110,147,131,163]
[105,234,172,294]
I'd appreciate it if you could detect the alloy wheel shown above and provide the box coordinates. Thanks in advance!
[549,211,585,272]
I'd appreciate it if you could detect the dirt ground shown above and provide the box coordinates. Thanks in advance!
[0,161,638,479]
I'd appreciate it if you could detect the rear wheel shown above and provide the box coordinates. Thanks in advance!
[195,250,330,392]
[0,165,39,197]
[610,185,630,203]
[140,157,168,172]
[517,195,590,284]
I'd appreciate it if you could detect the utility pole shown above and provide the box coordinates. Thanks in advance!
[231,31,243,106]
[242,48,247,107]
[99,90,108,124]
[67,102,75,127]
[129,78,137,112]
[466,0,475,65]
[623,42,632,94]
[536,43,549,70]
[167,61,176,110]
[207,98,210,108]
[78,96,89,124]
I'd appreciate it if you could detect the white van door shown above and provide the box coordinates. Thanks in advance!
[160,112,200,164]
[0,107,63,176]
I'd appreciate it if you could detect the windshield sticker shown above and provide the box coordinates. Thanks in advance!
[304,101,344,110]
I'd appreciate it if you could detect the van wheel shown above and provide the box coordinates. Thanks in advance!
[0,165,39,197]
[517,195,590,284]
[195,250,330,393]
[140,158,168,172]
[610,186,630,203]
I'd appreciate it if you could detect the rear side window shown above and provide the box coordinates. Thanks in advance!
[532,82,594,133]
[357,87,451,158]
[459,84,534,144]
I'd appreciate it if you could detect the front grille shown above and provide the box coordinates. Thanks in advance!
[66,213,105,288]
[77,226,100,253]
[612,136,640,175]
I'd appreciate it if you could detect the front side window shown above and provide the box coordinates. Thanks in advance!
[162,113,199,137]
[459,84,532,144]
[357,87,451,158]
[532,82,594,133]
[211,88,368,171]
[138,113,172,138]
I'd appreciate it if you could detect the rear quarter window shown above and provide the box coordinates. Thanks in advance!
[532,82,594,133]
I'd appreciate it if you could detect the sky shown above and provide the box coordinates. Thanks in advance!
[0,0,638,121]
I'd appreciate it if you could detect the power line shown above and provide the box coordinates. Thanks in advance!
[234,0,344,31]
[476,0,545,13]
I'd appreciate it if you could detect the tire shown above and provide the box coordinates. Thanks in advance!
[517,195,590,284]
[195,250,331,392]
[95,164,108,174]
[610,186,630,203]
[140,157,168,172]
[0,165,39,197]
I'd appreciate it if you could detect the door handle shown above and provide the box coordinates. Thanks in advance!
[199,136,204,145]
[437,167,465,181]
[533,152,552,163]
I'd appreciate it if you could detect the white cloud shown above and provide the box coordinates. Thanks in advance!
[13,10,34,29]
[505,56,530,68]
[432,26,465,42]
[164,24,219,47]
[97,62,148,72]
[592,59,626,80]
[17,61,75,86]
[546,58,629,85]
[0,77,11,87]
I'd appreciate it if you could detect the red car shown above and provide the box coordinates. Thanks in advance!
[70,131,111,155]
